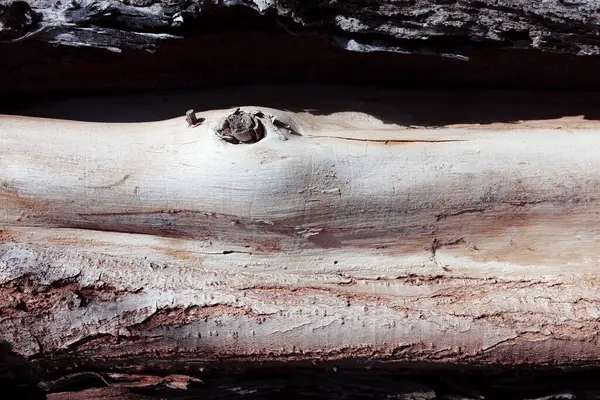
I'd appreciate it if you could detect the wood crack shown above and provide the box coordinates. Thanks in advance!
[86,174,131,189]
[304,135,463,144]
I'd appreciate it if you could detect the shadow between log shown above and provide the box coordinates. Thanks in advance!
[6,86,600,127]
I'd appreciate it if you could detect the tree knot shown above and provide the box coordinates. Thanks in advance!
[216,108,264,144]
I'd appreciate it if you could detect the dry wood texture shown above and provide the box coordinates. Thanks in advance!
[1,101,600,370]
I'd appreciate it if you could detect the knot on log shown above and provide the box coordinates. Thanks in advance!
[216,108,264,144]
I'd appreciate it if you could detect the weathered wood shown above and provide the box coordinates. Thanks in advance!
[2,0,600,56]
[1,105,600,369]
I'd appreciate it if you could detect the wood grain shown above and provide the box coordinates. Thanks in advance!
[1,106,600,368]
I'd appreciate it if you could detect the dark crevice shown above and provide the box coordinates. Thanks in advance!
[14,356,600,399]
[2,7,600,111]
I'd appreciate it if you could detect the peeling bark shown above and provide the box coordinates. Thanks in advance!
[2,0,600,56]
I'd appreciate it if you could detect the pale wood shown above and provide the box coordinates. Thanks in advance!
[1,107,600,368]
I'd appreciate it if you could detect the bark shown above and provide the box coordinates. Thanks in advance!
[1,0,600,56]
[2,105,600,372]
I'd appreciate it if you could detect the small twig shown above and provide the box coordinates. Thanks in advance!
[186,109,204,127]
[38,371,109,393]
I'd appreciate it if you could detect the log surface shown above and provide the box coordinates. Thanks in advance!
[1,104,600,369]
[2,0,600,56]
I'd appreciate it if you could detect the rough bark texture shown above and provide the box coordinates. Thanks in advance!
[2,0,600,56]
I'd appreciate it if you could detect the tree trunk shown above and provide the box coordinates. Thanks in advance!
[2,105,600,371]
[2,0,600,56]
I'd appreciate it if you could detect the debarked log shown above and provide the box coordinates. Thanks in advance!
[1,107,600,369]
